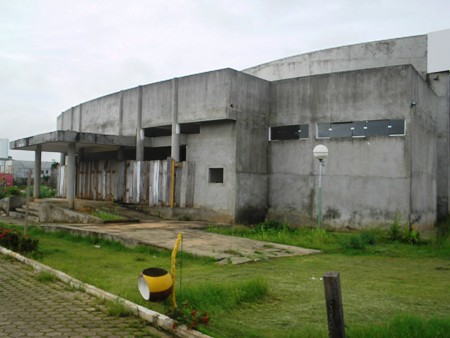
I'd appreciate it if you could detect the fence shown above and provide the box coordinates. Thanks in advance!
[57,159,195,207]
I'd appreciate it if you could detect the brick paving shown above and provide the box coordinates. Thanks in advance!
[0,255,170,338]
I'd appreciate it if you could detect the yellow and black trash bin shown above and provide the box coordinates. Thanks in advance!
[138,267,173,302]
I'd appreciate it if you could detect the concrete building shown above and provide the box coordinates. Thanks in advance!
[11,29,450,230]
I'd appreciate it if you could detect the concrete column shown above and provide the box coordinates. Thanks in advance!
[136,129,144,161]
[33,145,42,198]
[136,86,144,161]
[67,142,76,209]
[171,78,180,162]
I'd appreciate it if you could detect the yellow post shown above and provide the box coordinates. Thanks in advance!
[170,159,175,208]
[170,233,183,308]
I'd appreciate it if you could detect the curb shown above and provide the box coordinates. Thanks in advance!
[0,246,212,338]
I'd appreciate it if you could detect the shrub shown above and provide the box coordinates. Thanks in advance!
[0,185,23,199]
[341,234,366,251]
[0,227,39,253]
[255,220,290,231]
[39,185,56,198]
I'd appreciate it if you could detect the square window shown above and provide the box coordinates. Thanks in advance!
[366,120,389,137]
[388,119,405,136]
[330,122,353,138]
[209,168,224,183]
[270,124,309,140]
[317,123,331,138]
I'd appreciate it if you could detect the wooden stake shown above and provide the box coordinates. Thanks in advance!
[323,271,345,338]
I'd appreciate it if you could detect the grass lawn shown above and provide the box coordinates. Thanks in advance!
[1,221,450,337]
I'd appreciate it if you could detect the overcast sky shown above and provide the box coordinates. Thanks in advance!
[1,0,449,161]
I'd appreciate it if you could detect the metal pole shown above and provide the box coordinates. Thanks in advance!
[318,160,323,227]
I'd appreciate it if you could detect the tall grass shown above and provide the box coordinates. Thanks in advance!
[348,314,450,338]
[208,220,450,258]
[179,279,268,314]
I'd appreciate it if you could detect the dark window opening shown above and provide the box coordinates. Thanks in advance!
[366,120,389,137]
[270,124,309,140]
[388,119,405,135]
[180,145,186,162]
[318,119,405,139]
[317,123,331,138]
[144,146,171,161]
[352,121,367,137]
[209,168,224,183]
[144,126,171,137]
[330,122,353,138]
[180,123,200,134]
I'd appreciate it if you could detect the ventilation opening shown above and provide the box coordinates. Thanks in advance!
[209,168,224,183]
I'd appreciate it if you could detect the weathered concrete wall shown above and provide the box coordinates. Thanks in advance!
[81,93,121,134]
[186,121,236,222]
[141,80,172,129]
[268,66,415,227]
[409,69,439,229]
[243,35,427,81]
[177,69,232,124]
[231,72,270,223]
[121,88,139,136]
[234,111,268,224]
[427,72,450,218]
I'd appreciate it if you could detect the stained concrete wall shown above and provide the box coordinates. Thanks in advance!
[231,72,270,223]
[186,121,236,223]
[427,72,450,218]
[243,35,427,81]
[141,80,172,128]
[121,88,139,136]
[268,65,425,227]
[409,69,439,229]
[177,70,231,123]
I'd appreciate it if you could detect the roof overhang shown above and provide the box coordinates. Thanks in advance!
[10,130,147,154]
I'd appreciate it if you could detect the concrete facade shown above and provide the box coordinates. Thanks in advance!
[11,30,450,229]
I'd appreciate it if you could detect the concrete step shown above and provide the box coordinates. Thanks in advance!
[9,211,39,223]
[21,203,39,211]
[16,208,40,217]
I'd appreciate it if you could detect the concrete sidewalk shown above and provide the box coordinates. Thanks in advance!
[0,255,169,338]
[37,221,320,264]
[1,208,320,264]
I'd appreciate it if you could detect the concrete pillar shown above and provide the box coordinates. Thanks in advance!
[67,142,76,209]
[60,153,66,166]
[33,145,42,198]
[171,78,180,162]
[136,129,144,161]
[136,86,144,161]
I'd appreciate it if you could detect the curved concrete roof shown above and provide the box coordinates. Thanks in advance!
[242,34,428,81]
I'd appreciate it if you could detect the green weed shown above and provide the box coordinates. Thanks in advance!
[348,314,450,338]
[35,271,57,283]
[105,299,134,317]
[92,208,124,221]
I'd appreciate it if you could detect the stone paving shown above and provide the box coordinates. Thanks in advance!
[0,255,170,338]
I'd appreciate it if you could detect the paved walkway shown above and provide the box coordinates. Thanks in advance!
[37,220,320,264]
[0,255,169,338]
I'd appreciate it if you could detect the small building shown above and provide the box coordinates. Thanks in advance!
[11,29,450,230]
